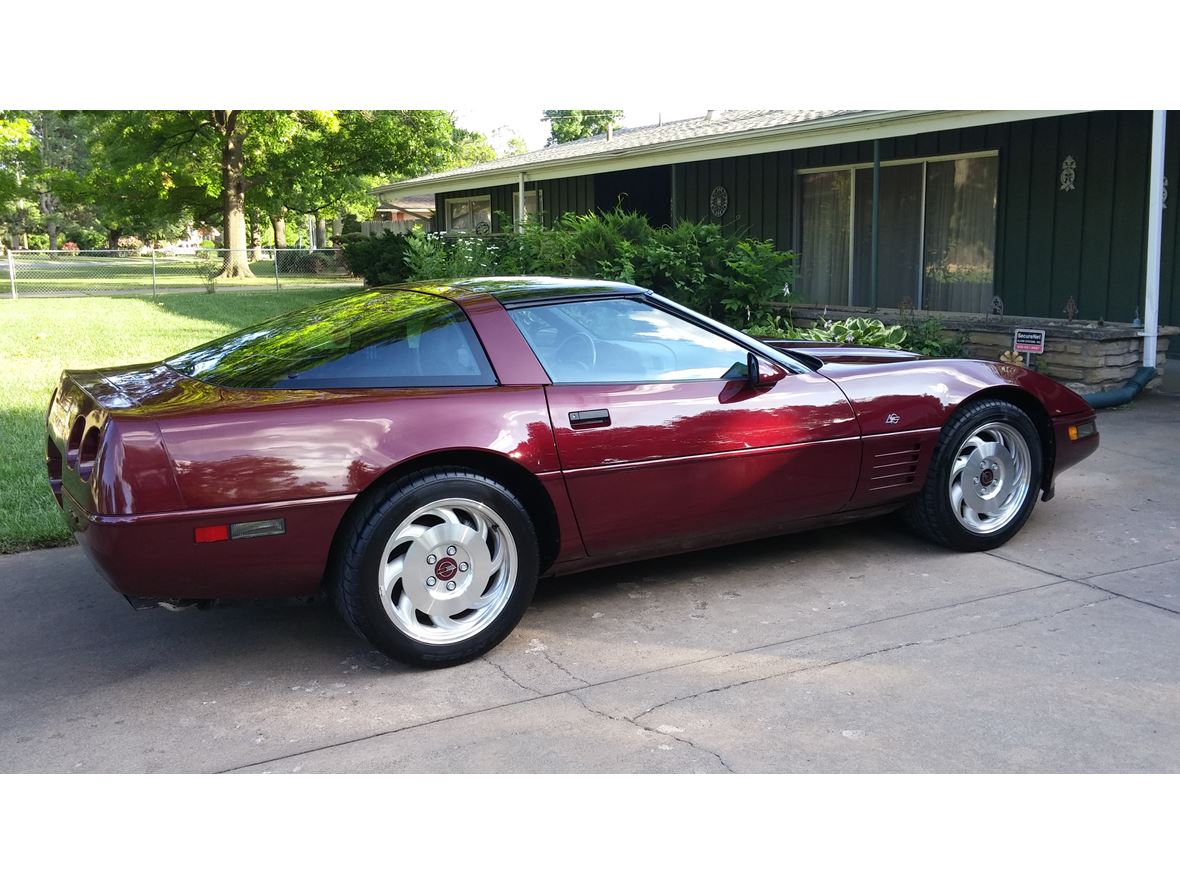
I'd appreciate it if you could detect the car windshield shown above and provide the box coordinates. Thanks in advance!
[166,290,496,389]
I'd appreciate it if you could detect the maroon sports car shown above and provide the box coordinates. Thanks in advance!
[47,277,1099,666]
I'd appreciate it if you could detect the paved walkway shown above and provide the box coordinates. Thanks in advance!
[1,391,1177,772]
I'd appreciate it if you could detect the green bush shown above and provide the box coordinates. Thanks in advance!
[900,316,969,358]
[340,209,799,323]
[341,230,413,285]
[745,314,908,349]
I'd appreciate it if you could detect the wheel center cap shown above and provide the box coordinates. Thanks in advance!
[434,557,458,581]
[980,468,995,486]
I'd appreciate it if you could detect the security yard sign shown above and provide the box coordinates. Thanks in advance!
[1013,328,1046,354]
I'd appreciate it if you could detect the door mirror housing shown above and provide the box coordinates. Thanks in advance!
[747,352,787,389]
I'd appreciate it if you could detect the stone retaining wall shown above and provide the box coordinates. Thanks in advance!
[781,304,1176,395]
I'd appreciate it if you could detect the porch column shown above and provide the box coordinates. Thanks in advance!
[517,172,527,232]
[870,139,880,308]
[1143,110,1166,368]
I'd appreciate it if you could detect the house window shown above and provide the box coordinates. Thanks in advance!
[798,153,998,312]
[512,189,542,224]
[445,195,492,233]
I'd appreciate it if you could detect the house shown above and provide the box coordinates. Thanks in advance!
[372,110,1178,372]
[361,194,436,236]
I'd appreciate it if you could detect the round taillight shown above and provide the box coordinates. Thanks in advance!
[77,426,100,482]
[66,415,86,466]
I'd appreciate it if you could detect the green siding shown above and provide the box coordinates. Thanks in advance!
[432,111,1178,344]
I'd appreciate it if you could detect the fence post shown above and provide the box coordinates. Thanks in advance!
[7,249,15,300]
[273,249,281,291]
[151,249,158,296]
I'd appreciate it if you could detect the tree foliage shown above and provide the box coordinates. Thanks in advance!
[2,109,473,267]
[542,110,624,145]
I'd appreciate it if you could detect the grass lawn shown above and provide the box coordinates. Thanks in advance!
[0,287,360,554]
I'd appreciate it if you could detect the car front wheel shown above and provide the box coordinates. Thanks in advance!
[334,468,539,667]
[903,399,1043,552]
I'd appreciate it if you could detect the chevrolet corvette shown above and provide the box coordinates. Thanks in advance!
[46,278,1099,666]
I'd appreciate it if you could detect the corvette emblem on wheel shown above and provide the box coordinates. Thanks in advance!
[435,558,458,581]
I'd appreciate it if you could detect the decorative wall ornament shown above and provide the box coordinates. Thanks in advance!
[709,185,729,217]
[991,295,1005,316]
[1059,156,1077,192]
[1064,295,1078,322]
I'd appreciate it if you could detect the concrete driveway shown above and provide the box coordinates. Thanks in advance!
[2,391,1178,773]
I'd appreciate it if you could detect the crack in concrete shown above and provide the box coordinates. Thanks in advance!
[539,649,590,686]
[569,692,734,773]
[632,595,1117,723]
[984,552,1180,618]
[219,580,1105,773]
[484,658,541,696]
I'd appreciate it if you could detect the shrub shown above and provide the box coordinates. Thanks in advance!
[192,251,220,293]
[900,316,969,358]
[341,231,413,285]
[745,314,907,349]
[345,209,800,322]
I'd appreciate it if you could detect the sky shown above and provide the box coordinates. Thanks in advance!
[453,108,708,154]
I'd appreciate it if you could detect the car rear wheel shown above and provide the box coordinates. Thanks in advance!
[902,399,1043,552]
[334,468,539,667]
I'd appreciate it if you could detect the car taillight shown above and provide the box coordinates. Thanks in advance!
[77,425,101,482]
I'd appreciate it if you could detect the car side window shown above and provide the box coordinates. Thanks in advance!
[167,291,496,390]
[509,298,749,384]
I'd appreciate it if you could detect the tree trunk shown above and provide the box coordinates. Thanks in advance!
[271,213,287,249]
[331,216,343,245]
[250,220,263,261]
[217,119,254,278]
[47,219,58,251]
[107,228,121,250]
[314,215,328,250]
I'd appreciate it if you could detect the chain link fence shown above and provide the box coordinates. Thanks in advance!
[3,248,360,298]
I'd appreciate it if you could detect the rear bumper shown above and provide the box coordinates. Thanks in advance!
[64,488,353,600]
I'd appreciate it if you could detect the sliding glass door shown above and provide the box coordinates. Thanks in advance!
[797,154,998,313]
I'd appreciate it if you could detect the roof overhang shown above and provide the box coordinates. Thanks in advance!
[372,110,1082,200]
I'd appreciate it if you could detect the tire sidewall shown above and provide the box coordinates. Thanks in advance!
[348,473,539,667]
[929,401,1043,551]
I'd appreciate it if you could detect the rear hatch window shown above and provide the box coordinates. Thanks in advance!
[166,290,495,389]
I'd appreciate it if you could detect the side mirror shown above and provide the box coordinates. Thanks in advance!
[747,352,787,389]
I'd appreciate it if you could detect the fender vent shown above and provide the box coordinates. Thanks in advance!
[868,441,922,491]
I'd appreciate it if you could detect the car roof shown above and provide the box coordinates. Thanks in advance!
[385,276,650,305]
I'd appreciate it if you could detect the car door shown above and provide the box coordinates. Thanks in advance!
[506,296,861,560]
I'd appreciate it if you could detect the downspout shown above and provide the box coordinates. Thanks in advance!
[1083,109,1166,408]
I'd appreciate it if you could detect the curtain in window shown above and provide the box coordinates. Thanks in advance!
[798,171,850,305]
[852,164,924,307]
[922,157,998,312]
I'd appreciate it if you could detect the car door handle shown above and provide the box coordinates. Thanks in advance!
[569,409,611,429]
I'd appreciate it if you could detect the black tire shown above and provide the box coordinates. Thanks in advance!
[333,468,539,667]
[902,399,1043,552]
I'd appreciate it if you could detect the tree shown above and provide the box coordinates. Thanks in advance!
[257,110,459,250]
[447,126,496,168]
[542,110,624,145]
[501,135,529,158]
[0,113,36,248]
